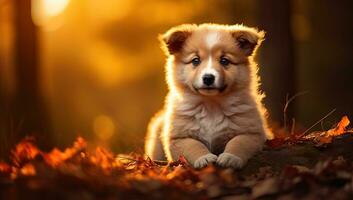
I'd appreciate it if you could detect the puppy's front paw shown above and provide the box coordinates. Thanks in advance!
[216,153,244,169]
[194,153,218,168]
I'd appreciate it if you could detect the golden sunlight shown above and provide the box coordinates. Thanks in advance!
[31,0,70,28]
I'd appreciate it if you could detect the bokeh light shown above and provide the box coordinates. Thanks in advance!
[31,0,70,29]
[93,115,115,141]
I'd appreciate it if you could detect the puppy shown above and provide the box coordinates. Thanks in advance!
[145,24,273,169]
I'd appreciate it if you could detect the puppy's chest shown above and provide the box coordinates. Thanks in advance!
[195,105,229,138]
[184,104,239,148]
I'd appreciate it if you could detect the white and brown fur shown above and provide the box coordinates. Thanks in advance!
[145,24,273,169]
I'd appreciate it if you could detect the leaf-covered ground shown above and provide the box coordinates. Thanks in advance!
[0,116,353,200]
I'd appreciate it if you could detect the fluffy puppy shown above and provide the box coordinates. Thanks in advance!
[145,24,272,169]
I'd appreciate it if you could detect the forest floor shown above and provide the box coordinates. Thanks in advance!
[0,116,353,200]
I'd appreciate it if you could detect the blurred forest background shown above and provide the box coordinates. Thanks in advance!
[0,0,352,157]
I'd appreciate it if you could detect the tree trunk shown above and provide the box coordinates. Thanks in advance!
[11,0,52,149]
[257,0,296,127]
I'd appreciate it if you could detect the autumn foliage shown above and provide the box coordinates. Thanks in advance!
[0,116,353,199]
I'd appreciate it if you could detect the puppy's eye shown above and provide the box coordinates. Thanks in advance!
[191,57,201,67]
[220,57,230,66]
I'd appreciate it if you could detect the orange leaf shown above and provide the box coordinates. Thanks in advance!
[20,163,36,176]
[327,116,350,136]
[0,162,12,173]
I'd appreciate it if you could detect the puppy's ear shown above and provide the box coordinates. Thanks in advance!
[231,28,265,56]
[159,24,196,55]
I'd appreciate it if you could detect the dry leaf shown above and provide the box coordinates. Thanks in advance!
[252,177,279,198]
[327,116,350,136]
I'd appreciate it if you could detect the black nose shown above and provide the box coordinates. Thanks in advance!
[202,74,215,86]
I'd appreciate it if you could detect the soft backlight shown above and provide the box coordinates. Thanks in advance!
[31,0,70,28]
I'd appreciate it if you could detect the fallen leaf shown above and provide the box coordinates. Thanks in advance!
[327,116,350,136]
[252,177,280,198]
